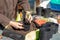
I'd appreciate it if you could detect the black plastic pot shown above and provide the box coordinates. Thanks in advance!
[39,22,59,40]
[36,7,51,17]
[36,7,43,15]
[23,24,30,31]
[2,29,25,40]
[43,22,59,34]
[43,8,51,17]
[40,28,52,40]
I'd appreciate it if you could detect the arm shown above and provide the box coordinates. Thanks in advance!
[0,0,23,29]
[0,10,23,29]
[0,14,10,27]
[20,0,30,11]
[0,0,10,27]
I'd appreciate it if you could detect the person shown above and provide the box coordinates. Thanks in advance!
[0,0,31,29]
[36,0,40,7]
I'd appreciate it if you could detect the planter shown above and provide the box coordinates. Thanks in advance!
[40,22,58,40]
[36,7,43,15]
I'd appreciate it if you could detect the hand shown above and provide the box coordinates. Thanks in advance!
[0,35,2,39]
[26,11,33,23]
[9,21,24,29]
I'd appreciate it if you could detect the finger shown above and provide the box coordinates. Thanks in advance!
[18,23,23,26]
[28,16,32,20]
[18,26,24,29]
[28,17,33,23]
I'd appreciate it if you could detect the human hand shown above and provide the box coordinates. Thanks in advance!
[0,35,2,39]
[26,11,33,23]
[9,21,24,29]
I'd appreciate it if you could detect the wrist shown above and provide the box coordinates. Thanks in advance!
[9,21,13,26]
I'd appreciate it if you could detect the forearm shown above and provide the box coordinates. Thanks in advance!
[0,14,11,27]
[0,0,11,27]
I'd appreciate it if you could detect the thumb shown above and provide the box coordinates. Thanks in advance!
[18,23,23,26]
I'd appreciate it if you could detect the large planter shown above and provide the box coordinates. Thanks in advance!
[40,22,58,40]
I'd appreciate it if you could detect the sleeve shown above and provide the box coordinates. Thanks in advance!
[0,0,11,27]
[20,0,31,11]
[0,14,11,27]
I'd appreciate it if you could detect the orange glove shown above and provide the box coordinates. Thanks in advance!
[34,19,46,26]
